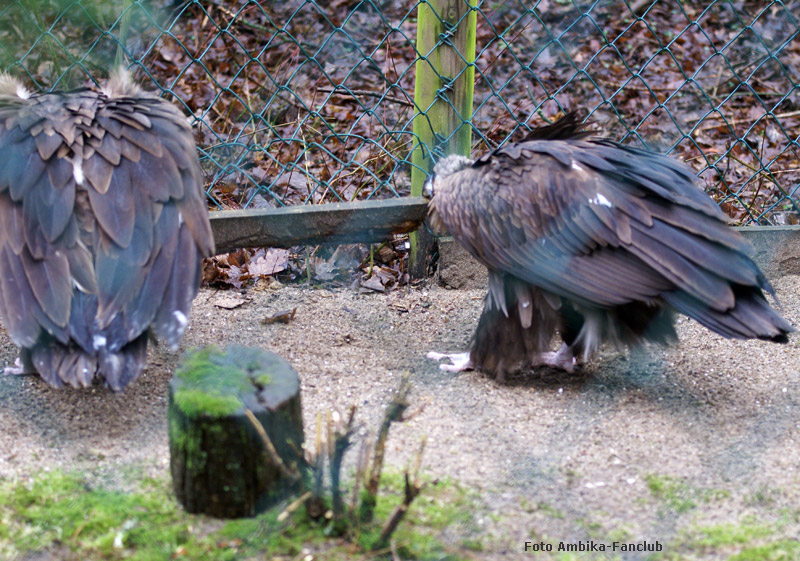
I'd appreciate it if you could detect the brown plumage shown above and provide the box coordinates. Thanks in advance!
[0,70,214,390]
[426,113,793,381]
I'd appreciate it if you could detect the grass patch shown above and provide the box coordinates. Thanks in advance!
[650,515,799,561]
[644,474,729,514]
[690,520,773,549]
[0,469,479,561]
[534,501,565,520]
[728,540,800,560]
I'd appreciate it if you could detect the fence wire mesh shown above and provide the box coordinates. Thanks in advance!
[1,0,798,225]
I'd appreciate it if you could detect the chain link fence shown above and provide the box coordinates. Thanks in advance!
[1,0,798,225]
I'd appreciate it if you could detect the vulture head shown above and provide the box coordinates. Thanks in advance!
[0,70,215,390]
[425,112,793,381]
[424,155,472,234]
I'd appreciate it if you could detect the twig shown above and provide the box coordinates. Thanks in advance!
[362,373,412,522]
[694,110,800,132]
[307,411,326,519]
[316,86,414,108]
[277,491,312,522]
[244,407,301,481]
[330,406,358,520]
[372,437,427,551]
[627,0,655,15]
[213,2,277,34]
[351,439,368,516]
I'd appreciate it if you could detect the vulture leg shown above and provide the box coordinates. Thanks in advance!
[3,349,35,376]
[531,343,577,372]
[427,275,564,380]
[426,351,473,372]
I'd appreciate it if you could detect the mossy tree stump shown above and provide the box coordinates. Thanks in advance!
[168,346,304,518]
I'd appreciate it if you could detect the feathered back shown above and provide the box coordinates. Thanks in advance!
[517,111,594,142]
[0,71,214,390]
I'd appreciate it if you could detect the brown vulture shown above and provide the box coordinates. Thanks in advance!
[425,113,793,381]
[0,70,214,390]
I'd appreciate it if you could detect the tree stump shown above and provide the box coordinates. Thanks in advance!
[168,346,304,518]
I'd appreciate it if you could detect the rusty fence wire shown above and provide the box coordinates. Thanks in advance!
[1,0,798,225]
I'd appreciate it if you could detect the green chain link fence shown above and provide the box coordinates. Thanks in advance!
[1,0,798,225]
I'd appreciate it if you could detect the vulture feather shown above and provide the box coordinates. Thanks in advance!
[425,113,792,381]
[0,70,214,390]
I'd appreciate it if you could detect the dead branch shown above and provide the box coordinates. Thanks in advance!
[244,407,301,481]
[361,372,412,522]
[307,411,326,519]
[330,406,358,520]
[372,438,427,551]
[277,491,312,523]
[316,86,414,108]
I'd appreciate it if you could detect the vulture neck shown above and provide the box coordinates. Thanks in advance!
[102,68,142,98]
[0,73,30,99]
[433,155,474,178]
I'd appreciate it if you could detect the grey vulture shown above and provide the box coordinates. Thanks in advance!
[0,70,214,390]
[425,113,792,381]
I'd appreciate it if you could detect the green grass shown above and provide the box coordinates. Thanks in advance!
[644,474,729,514]
[728,540,800,560]
[0,469,479,561]
[649,514,800,561]
[690,520,773,549]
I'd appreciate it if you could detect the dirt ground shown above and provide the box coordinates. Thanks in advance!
[1,263,800,560]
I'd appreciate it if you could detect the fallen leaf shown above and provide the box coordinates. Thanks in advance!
[213,294,247,309]
[261,308,297,324]
[250,248,290,277]
[361,275,385,292]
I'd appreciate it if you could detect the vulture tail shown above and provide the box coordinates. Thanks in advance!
[98,334,148,391]
[29,333,148,391]
[663,287,793,343]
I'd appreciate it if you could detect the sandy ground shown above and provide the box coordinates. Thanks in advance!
[2,271,800,560]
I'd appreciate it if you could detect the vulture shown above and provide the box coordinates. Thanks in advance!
[425,113,793,381]
[0,70,214,390]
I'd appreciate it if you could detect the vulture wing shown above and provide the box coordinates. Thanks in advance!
[0,73,214,390]
[432,135,790,343]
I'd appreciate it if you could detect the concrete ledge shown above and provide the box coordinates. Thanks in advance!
[209,197,429,254]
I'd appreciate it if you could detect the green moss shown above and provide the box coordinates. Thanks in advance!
[690,521,772,548]
[173,388,243,418]
[172,346,282,419]
[729,540,800,560]
[650,515,799,561]
[607,527,633,543]
[535,501,565,519]
[0,471,213,561]
[644,474,728,514]
[0,468,483,561]
[645,474,694,512]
